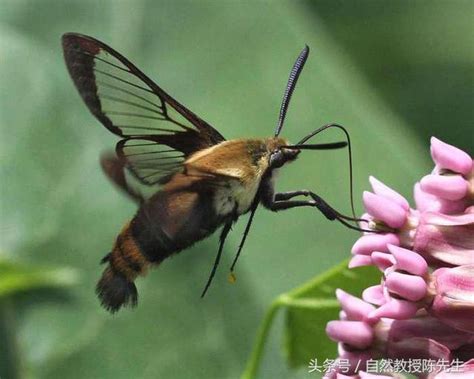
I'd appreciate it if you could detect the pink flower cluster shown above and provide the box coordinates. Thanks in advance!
[325,137,474,378]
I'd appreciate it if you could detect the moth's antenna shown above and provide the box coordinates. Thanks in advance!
[274,45,310,137]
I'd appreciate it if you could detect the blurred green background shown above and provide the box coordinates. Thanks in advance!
[0,1,472,378]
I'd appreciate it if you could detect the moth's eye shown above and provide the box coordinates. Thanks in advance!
[269,150,285,168]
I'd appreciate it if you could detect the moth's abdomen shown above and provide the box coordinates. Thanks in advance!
[96,222,150,313]
[131,184,225,260]
[96,183,226,313]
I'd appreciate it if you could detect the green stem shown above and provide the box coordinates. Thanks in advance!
[241,294,340,379]
[241,299,282,379]
[0,298,21,379]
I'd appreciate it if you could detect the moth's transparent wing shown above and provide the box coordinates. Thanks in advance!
[62,33,225,143]
[62,33,226,185]
[116,137,187,186]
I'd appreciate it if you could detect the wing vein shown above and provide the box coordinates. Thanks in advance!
[97,80,163,110]
[94,68,155,94]
[104,111,167,120]
[116,125,177,133]
[99,94,163,115]
[80,51,132,74]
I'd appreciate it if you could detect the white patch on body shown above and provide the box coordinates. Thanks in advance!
[213,177,261,216]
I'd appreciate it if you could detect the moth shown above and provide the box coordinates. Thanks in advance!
[62,33,362,313]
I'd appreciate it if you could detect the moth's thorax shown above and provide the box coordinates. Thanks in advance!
[184,137,293,216]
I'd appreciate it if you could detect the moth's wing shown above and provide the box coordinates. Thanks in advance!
[100,153,144,203]
[62,33,225,144]
[62,33,226,185]
[116,137,190,186]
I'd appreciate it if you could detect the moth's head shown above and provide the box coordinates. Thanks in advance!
[267,137,300,169]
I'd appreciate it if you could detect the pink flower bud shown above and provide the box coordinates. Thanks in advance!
[367,298,418,321]
[369,176,410,211]
[352,234,400,256]
[370,252,395,271]
[336,289,376,321]
[363,191,408,229]
[362,285,386,306]
[414,182,466,214]
[430,137,472,176]
[387,244,428,276]
[349,255,373,268]
[385,272,427,301]
[420,174,469,201]
[326,320,374,349]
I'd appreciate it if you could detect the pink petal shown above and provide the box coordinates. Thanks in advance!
[430,265,474,333]
[430,137,472,176]
[363,191,407,228]
[369,176,410,210]
[387,244,428,276]
[352,234,400,256]
[414,212,474,266]
[466,206,474,214]
[388,315,474,350]
[348,255,373,268]
[326,320,374,349]
[414,182,466,214]
[367,299,418,321]
[336,289,376,321]
[385,272,427,301]
[420,174,468,201]
[371,252,395,271]
[387,337,451,361]
[362,285,386,306]
[421,211,474,226]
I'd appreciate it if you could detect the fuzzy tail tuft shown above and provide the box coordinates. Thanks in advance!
[96,267,138,313]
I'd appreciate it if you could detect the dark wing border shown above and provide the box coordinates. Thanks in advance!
[62,32,225,145]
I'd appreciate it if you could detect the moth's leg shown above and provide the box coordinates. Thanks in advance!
[262,188,334,218]
[269,198,336,220]
[274,190,310,201]
[264,190,371,232]
[274,190,363,222]
[201,221,233,298]
[229,200,259,273]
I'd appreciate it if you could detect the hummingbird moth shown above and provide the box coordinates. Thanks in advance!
[62,33,362,313]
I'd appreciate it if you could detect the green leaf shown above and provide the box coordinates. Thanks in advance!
[0,259,78,379]
[283,260,379,367]
[0,259,78,298]
[242,260,379,379]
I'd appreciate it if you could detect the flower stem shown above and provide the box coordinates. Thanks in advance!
[241,299,282,379]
